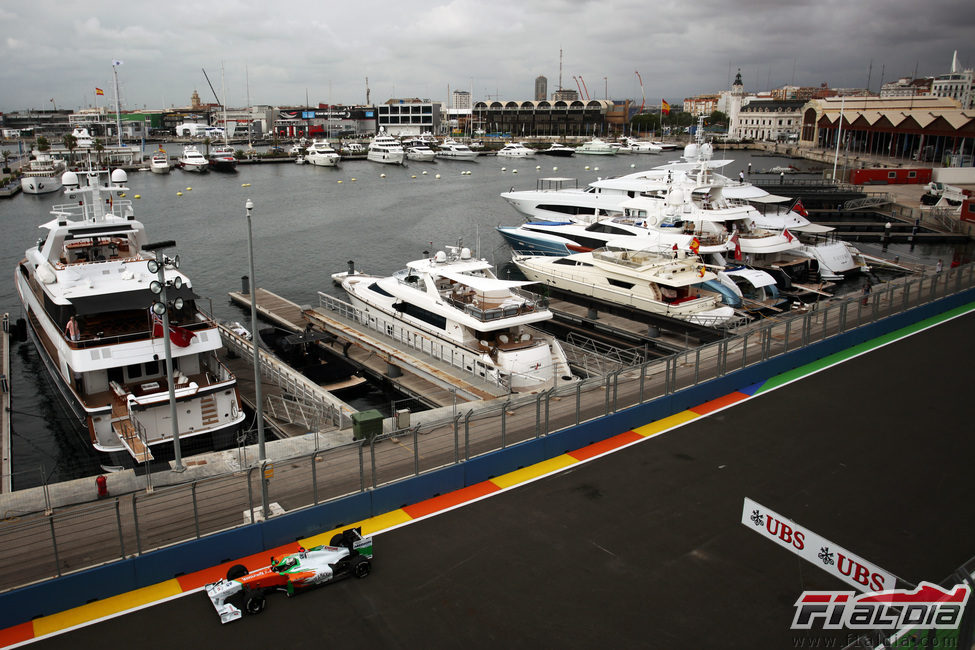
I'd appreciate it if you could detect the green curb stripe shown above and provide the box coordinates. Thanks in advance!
[755,301,975,394]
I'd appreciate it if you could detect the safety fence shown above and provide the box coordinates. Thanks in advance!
[0,262,972,594]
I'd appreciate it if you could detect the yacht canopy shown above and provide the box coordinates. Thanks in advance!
[792,223,835,233]
[437,270,536,292]
[724,268,778,288]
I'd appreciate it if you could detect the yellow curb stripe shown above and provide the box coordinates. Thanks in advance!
[632,411,699,437]
[31,579,183,636]
[489,454,578,489]
[299,508,413,548]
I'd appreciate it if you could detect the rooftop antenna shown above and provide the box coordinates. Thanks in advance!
[558,48,563,91]
[866,59,873,93]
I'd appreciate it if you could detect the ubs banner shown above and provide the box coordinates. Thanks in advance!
[741,497,898,592]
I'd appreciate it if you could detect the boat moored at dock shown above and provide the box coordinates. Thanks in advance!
[20,152,66,194]
[178,146,209,173]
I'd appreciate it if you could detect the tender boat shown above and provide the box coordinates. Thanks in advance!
[513,246,737,327]
[20,151,66,194]
[367,130,406,165]
[436,139,479,161]
[340,142,367,157]
[178,145,209,172]
[149,149,170,174]
[304,140,341,167]
[620,137,662,153]
[14,166,245,466]
[208,145,238,172]
[340,246,576,392]
[537,142,576,157]
[496,142,537,158]
[575,138,617,155]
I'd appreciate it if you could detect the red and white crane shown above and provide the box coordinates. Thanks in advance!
[635,70,646,113]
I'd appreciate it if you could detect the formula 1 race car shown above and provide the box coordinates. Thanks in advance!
[205,528,373,623]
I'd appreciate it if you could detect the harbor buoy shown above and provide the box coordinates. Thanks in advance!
[337,180,343,184]
[535,165,541,170]
[350,178,356,182]
[553,167,558,171]
[512,169,517,173]
[594,167,599,172]
[630,163,635,168]
[435,173,441,179]
[186,187,192,191]
[119,193,126,197]
[241,183,251,187]
[411,174,416,178]
[422,170,428,175]
[380,173,386,178]
[501,167,506,172]
[585,166,590,170]
[177,191,183,196]
[134,194,140,199]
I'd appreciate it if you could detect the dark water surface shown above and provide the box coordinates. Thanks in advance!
[0,147,964,487]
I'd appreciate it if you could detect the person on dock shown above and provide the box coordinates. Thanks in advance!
[738,170,745,183]
[862,283,871,306]
[936,259,943,274]
[65,316,80,342]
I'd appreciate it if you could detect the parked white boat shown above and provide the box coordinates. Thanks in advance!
[178,146,209,172]
[496,142,537,158]
[14,166,245,465]
[304,140,341,167]
[621,137,662,153]
[575,138,617,155]
[437,139,479,161]
[367,130,406,165]
[405,145,437,162]
[208,145,238,172]
[20,151,66,194]
[341,246,576,392]
[149,149,170,174]
[513,246,736,327]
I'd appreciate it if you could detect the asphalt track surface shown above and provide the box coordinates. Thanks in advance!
[30,312,975,649]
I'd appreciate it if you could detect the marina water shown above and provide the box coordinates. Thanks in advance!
[0,147,965,488]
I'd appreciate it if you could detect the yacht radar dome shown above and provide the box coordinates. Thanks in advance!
[61,170,79,188]
[111,169,128,184]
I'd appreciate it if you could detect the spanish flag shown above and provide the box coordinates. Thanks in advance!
[661,99,671,115]
[95,88,104,96]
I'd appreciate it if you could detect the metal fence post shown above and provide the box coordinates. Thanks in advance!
[464,410,473,460]
[260,461,271,519]
[413,425,420,475]
[575,382,582,425]
[369,439,377,489]
[114,498,126,559]
[311,452,319,505]
[536,391,546,437]
[191,483,201,539]
[246,466,255,522]
[544,389,554,434]
[839,300,848,333]
[453,413,462,463]
[358,442,366,492]
[740,332,749,370]
[611,371,620,412]
[639,361,647,403]
[132,493,143,554]
[48,516,62,577]
[501,400,509,448]
[783,320,791,353]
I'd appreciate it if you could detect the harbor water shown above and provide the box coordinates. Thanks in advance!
[0,146,967,488]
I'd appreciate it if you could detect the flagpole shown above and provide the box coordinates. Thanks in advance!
[112,60,123,147]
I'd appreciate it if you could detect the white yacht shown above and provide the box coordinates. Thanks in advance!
[620,137,662,153]
[513,246,736,327]
[405,145,437,162]
[14,167,245,466]
[208,145,238,172]
[437,139,479,161]
[178,146,209,172]
[496,142,537,158]
[304,140,341,167]
[367,130,406,165]
[341,246,575,392]
[575,138,617,155]
[20,151,66,194]
[149,149,170,174]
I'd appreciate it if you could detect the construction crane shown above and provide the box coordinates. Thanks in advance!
[572,76,584,99]
[635,71,646,113]
[578,75,591,101]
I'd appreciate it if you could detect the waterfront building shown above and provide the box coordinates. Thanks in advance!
[733,99,805,142]
[881,77,934,100]
[377,99,442,137]
[274,106,377,139]
[452,90,471,110]
[682,94,720,117]
[931,51,973,109]
[472,98,616,137]
[535,76,548,101]
[727,69,747,137]
[552,88,579,102]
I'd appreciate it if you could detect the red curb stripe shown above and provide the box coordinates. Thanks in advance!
[689,392,749,415]
[0,621,34,647]
[402,481,500,519]
[568,430,643,462]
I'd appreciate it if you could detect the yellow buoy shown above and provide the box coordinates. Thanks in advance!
[177,191,183,196]
[186,187,192,191]
[594,167,599,172]
[512,169,517,173]
[134,194,140,199]
[435,174,441,179]
[351,178,356,182]
[380,173,386,178]
[535,165,541,170]
[119,193,126,197]
[553,167,558,171]
[585,166,590,170]
[338,180,343,184]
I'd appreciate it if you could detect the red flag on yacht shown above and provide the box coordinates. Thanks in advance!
[689,237,700,255]
[150,310,196,347]
[783,228,795,243]
[95,88,104,96]
[730,232,742,261]
[790,198,808,217]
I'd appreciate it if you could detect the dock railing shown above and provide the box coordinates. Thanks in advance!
[0,262,973,593]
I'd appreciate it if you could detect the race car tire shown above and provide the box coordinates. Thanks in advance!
[226,564,248,580]
[329,533,344,547]
[352,556,371,579]
[244,593,266,615]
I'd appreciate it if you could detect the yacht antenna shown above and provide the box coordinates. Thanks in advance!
[112,60,123,147]
[220,62,229,145]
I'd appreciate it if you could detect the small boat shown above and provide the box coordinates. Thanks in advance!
[405,145,437,162]
[20,151,66,194]
[537,143,575,157]
[340,142,367,157]
[367,129,406,165]
[437,139,478,161]
[258,327,368,398]
[304,140,341,167]
[496,142,537,158]
[208,145,238,172]
[575,138,617,155]
[178,145,209,172]
[621,137,662,154]
[149,149,170,174]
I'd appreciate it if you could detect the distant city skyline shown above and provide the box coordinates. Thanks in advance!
[1,0,972,113]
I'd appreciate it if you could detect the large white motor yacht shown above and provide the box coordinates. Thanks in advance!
[178,146,209,172]
[149,149,170,174]
[341,246,576,392]
[513,246,736,327]
[436,139,479,161]
[367,130,406,165]
[575,138,617,155]
[14,167,245,466]
[304,140,341,167]
[496,142,537,158]
[20,151,66,194]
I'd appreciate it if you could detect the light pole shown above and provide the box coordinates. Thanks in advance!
[145,240,185,472]
[245,199,266,462]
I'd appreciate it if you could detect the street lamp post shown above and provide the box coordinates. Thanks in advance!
[245,199,267,462]
[144,240,185,472]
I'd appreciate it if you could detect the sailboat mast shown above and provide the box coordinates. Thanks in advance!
[112,61,123,147]
[220,62,228,145]
[245,63,252,148]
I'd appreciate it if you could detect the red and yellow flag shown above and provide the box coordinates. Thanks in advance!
[661,99,671,115]
[95,88,104,96]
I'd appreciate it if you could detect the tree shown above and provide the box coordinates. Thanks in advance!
[63,133,77,165]
[1,150,11,174]
[203,136,211,157]
[630,113,660,136]
[36,136,50,152]
[708,110,729,126]
[93,139,105,166]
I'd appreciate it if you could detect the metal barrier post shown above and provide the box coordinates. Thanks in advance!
[114,498,126,559]
[191,483,201,538]
[822,304,829,340]
[369,439,377,489]
[453,413,462,462]
[575,382,582,424]
[543,389,553,434]
[501,400,509,448]
[358,442,365,492]
[740,332,749,370]
[464,410,474,459]
[783,320,792,353]
[693,348,701,385]
[413,425,420,475]
[838,301,848,333]
[246,467,255,523]
[132,493,143,554]
[260,461,271,519]
[311,452,319,505]
[48,517,62,577]
[639,362,647,402]
[536,391,545,437]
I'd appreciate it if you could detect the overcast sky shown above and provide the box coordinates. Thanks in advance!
[2,0,973,113]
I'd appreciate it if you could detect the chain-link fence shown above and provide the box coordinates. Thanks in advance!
[0,263,972,593]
